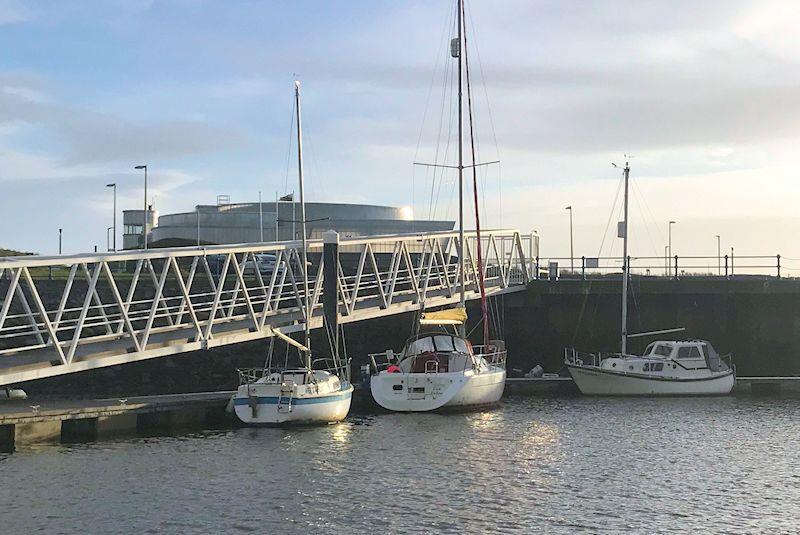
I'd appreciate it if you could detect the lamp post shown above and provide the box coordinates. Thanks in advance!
[566,206,574,272]
[715,235,721,276]
[668,220,676,269]
[105,183,117,251]
[134,165,148,249]
[258,191,264,242]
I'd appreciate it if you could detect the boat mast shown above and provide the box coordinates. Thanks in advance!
[461,0,489,346]
[620,161,630,355]
[456,0,465,337]
[295,80,311,370]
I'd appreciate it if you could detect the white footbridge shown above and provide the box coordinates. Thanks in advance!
[0,230,533,386]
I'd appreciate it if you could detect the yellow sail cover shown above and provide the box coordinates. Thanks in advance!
[420,307,467,326]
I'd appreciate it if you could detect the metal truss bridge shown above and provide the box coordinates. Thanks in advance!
[0,230,533,386]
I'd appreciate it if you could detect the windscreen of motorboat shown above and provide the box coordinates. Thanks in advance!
[701,342,729,372]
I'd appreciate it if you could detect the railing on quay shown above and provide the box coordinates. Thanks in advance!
[531,254,791,280]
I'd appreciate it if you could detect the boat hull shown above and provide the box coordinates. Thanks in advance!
[233,383,353,425]
[370,366,506,412]
[567,365,735,396]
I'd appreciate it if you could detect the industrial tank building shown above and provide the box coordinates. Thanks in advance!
[123,201,454,249]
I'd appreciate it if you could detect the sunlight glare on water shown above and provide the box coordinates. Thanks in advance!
[1,396,799,534]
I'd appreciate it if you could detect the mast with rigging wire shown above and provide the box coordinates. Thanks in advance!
[295,80,312,370]
[455,0,466,337]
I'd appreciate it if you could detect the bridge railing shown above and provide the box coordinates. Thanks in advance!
[0,229,532,385]
[533,254,791,280]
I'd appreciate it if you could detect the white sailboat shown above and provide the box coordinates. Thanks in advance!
[233,81,353,425]
[369,0,507,412]
[565,162,735,396]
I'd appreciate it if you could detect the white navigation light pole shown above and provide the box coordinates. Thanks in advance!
[106,183,117,251]
[134,165,148,249]
[566,205,574,272]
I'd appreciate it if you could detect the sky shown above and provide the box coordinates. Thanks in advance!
[2,0,800,274]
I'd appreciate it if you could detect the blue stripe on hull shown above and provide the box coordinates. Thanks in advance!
[234,390,352,406]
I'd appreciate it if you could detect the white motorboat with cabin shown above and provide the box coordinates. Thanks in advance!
[566,340,734,396]
[368,0,508,412]
[232,81,352,425]
[369,309,506,412]
[565,162,735,396]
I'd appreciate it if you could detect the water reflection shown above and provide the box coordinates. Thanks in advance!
[2,397,800,534]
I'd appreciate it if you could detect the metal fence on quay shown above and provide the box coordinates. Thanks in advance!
[533,254,793,280]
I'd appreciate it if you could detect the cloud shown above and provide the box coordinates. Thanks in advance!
[0,0,30,25]
[0,73,249,168]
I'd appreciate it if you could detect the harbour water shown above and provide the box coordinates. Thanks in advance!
[2,396,798,534]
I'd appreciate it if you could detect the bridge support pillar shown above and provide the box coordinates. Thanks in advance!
[323,230,341,372]
[0,424,14,452]
[61,418,99,442]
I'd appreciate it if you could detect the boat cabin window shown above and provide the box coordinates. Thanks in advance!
[405,335,470,356]
[433,335,455,352]
[643,362,664,372]
[406,337,435,355]
[650,344,672,357]
[453,337,470,354]
[677,346,703,359]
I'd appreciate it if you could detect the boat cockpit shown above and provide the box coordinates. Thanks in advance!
[397,333,474,373]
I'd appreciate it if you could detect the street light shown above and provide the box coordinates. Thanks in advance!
[565,206,574,272]
[668,220,676,268]
[106,183,117,251]
[134,165,148,249]
[715,235,721,276]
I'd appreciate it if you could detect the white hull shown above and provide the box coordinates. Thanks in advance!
[567,365,735,396]
[371,366,506,412]
[233,382,353,425]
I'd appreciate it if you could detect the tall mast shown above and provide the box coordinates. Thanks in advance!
[456,0,465,336]
[295,80,311,369]
[620,162,630,355]
[462,0,489,346]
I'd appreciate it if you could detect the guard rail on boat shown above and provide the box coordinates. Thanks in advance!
[473,344,507,368]
[368,346,506,374]
[237,358,351,386]
[564,348,606,368]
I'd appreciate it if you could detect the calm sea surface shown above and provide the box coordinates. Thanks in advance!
[1,396,799,534]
